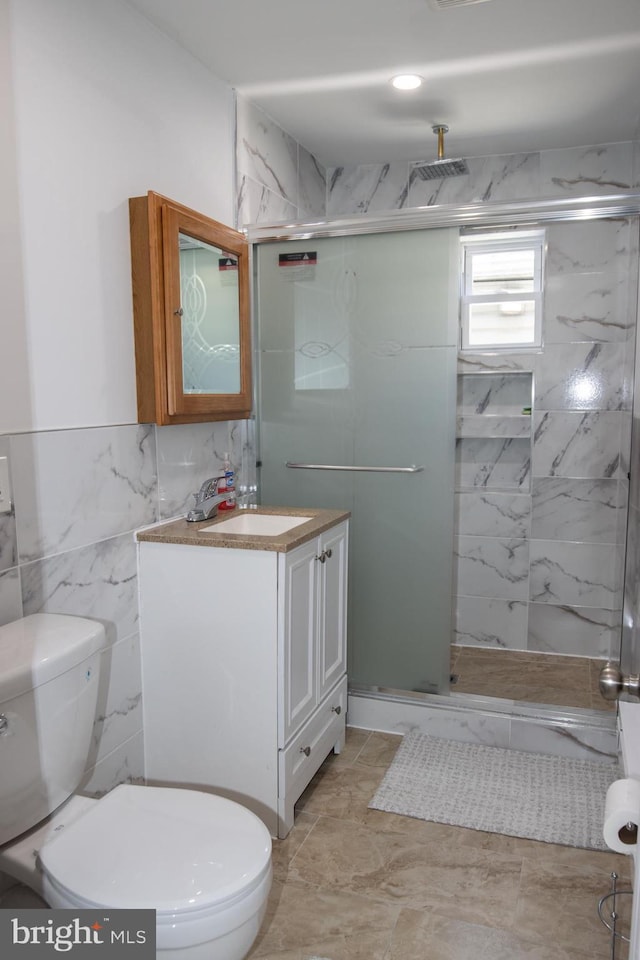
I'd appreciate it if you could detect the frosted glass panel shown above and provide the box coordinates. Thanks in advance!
[179,240,241,394]
[256,228,458,694]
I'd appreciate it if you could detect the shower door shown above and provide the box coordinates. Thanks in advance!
[255,228,459,695]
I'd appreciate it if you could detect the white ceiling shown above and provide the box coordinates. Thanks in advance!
[126,0,640,167]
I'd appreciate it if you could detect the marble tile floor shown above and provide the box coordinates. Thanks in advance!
[450,645,614,713]
[0,728,631,959]
[250,728,631,960]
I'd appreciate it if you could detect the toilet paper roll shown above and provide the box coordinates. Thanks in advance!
[603,778,640,854]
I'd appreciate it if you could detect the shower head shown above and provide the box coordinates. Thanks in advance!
[411,124,469,180]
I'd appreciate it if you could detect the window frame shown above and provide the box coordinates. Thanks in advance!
[459,230,545,353]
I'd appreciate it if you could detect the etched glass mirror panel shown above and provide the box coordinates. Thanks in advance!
[178,233,241,395]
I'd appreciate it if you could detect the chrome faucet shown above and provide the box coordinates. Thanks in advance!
[186,476,234,522]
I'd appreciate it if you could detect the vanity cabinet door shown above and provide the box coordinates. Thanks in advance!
[280,537,318,745]
[279,522,349,746]
[317,522,348,702]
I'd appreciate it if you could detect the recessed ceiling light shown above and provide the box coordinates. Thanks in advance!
[391,74,423,91]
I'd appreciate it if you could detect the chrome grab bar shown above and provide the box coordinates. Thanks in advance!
[285,461,424,474]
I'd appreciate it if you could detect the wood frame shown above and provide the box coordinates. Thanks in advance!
[129,191,252,425]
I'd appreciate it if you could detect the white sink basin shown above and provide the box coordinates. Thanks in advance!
[201,514,313,536]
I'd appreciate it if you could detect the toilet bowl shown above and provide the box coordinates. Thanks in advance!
[0,614,272,959]
[39,785,272,959]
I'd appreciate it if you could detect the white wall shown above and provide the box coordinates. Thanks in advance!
[4,0,235,432]
[0,0,30,431]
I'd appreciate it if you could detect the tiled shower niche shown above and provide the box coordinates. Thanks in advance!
[456,371,533,492]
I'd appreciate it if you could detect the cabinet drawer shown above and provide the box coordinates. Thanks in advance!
[278,675,347,807]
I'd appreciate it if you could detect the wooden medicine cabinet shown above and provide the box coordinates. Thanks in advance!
[129,191,252,425]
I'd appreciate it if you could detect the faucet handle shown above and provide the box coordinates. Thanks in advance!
[194,476,222,504]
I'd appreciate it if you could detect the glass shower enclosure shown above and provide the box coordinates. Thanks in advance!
[254,227,459,696]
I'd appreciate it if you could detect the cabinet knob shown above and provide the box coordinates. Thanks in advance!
[331,705,342,715]
[325,548,332,559]
[0,714,8,736]
[316,552,326,563]
[173,307,184,316]
[299,745,311,757]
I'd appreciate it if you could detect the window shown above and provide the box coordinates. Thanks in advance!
[460,230,544,351]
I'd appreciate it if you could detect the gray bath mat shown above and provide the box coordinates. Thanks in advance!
[369,731,617,850]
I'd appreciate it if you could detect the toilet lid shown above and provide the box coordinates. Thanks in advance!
[39,785,272,914]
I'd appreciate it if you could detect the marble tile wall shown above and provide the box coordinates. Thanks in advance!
[236,96,326,228]
[327,142,638,215]
[0,419,251,795]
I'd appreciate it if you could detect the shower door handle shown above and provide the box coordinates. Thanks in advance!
[599,663,640,701]
[285,462,424,474]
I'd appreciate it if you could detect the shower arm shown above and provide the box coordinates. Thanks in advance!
[285,462,424,473]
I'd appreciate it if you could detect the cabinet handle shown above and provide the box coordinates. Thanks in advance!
[300,745,311,757]
[316,552,326,563]
[331,705,342,715]
[325,548,332,559]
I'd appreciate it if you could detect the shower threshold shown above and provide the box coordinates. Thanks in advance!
[348,682,615,729]
[347,683,617,763]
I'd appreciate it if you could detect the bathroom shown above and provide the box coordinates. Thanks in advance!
[2,0,640,955]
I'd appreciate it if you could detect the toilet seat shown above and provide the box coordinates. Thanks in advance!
[38,784,272,949]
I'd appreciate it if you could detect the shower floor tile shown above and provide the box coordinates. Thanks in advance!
[450,645,614,712]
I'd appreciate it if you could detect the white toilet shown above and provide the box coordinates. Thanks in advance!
[0,613,272,959]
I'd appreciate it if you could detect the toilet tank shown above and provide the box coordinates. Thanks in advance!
[0,614,105,846]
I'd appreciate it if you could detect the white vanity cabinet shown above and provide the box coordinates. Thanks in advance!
[137,514,348,838]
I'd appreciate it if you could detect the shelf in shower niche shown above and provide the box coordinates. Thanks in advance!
[457,369,534,377]
[455,483,531,495]
[456,415,532,439]
[457,370,533,423]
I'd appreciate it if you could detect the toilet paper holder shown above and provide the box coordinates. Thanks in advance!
[598,871,631,957]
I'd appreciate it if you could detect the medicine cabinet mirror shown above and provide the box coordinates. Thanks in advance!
[129,191,251,425]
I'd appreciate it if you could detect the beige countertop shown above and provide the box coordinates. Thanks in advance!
[136,505,350,553]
